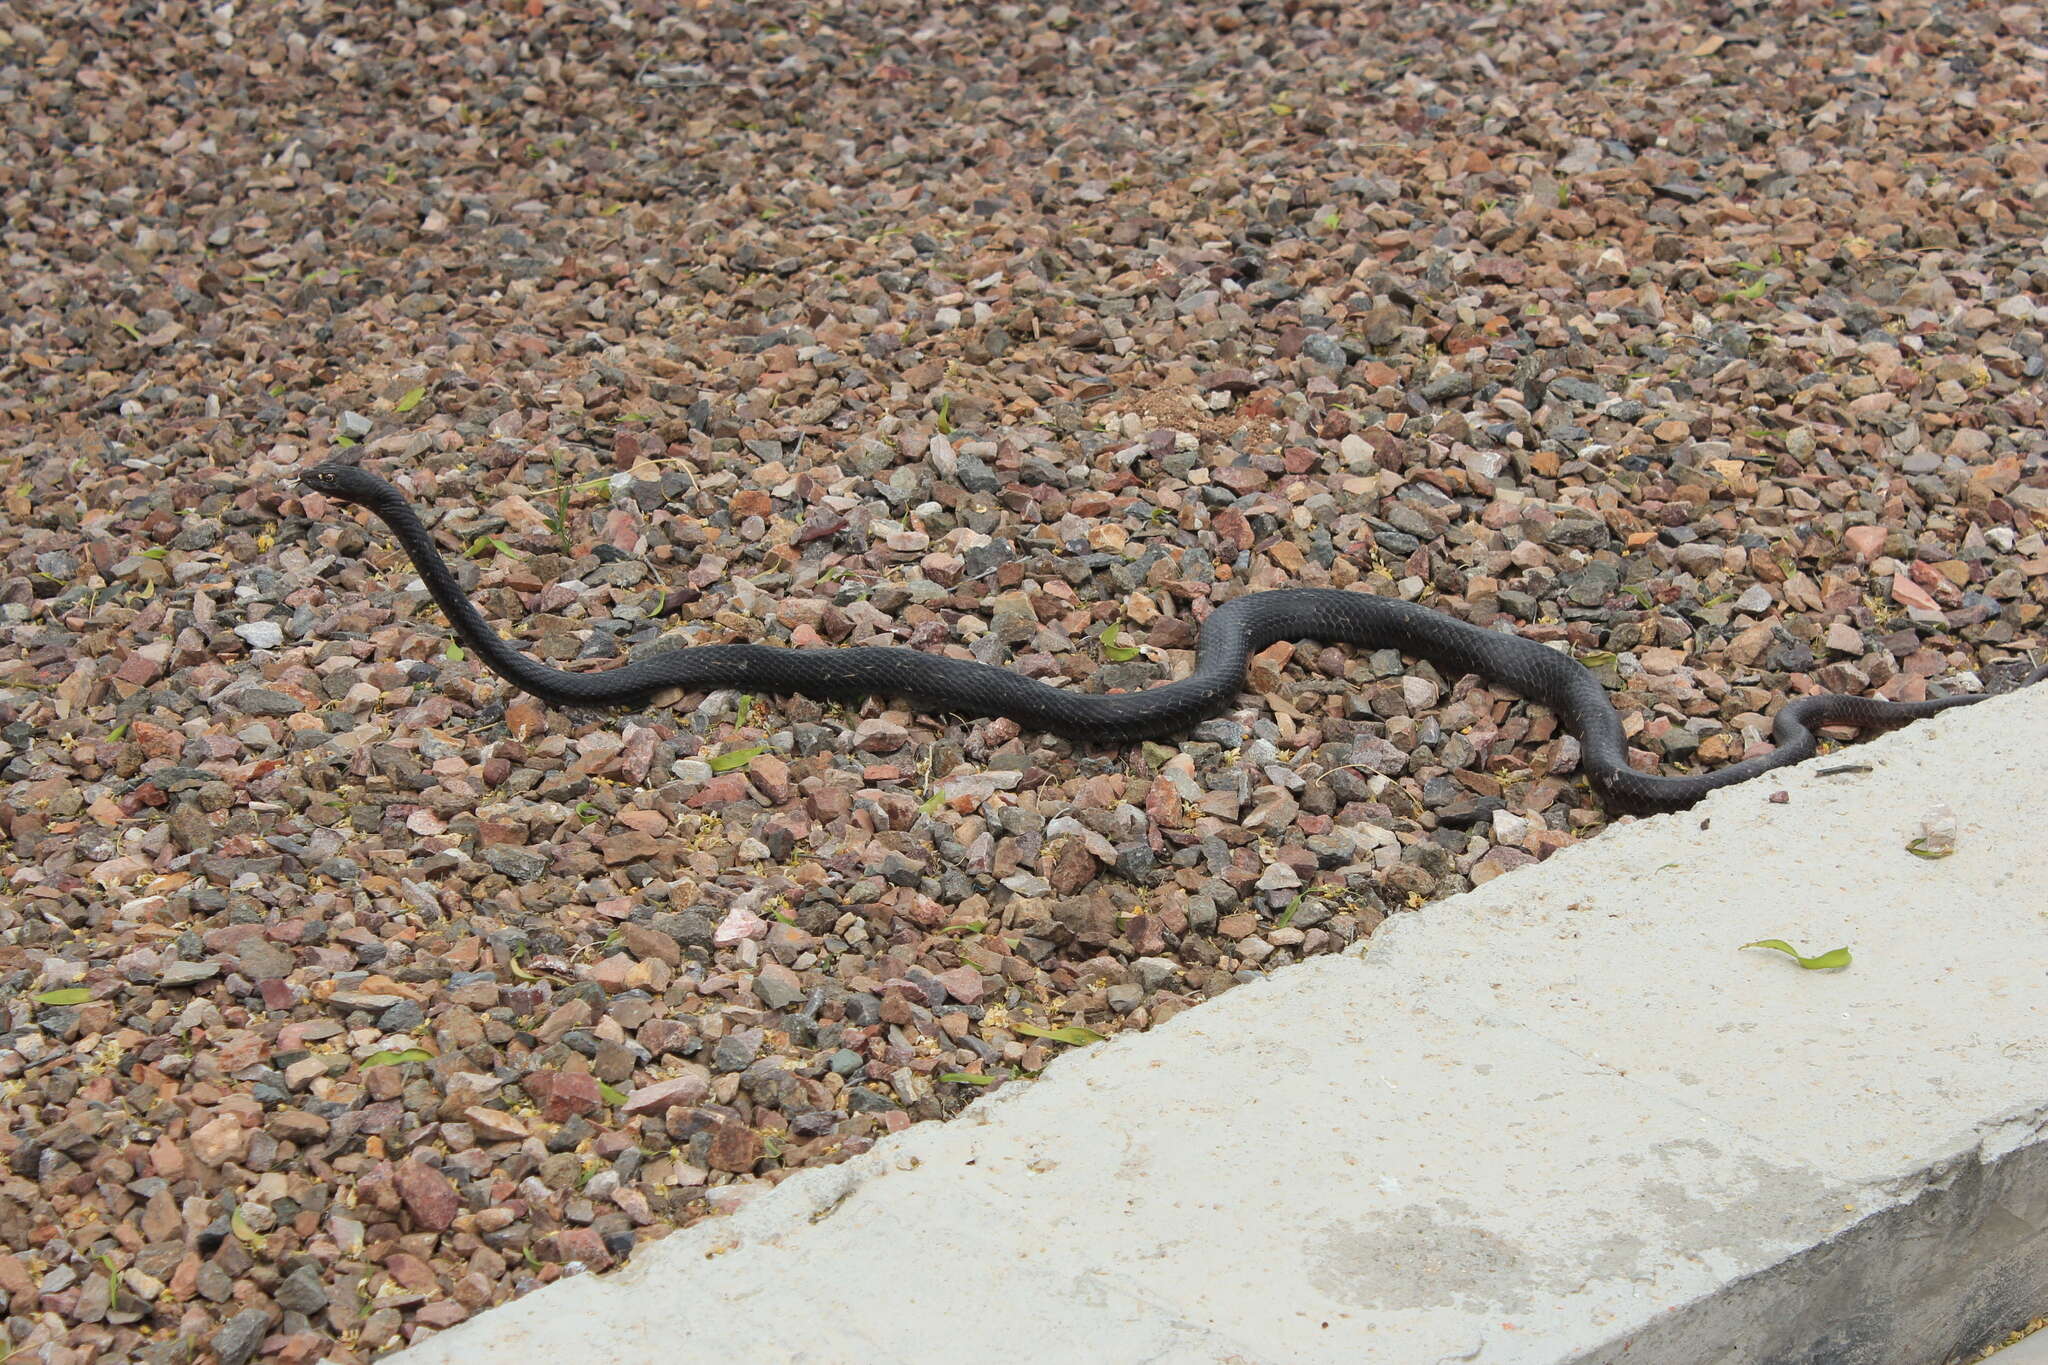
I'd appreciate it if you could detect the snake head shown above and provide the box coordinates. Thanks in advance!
[296,463,351,496]
[294,463,388,508]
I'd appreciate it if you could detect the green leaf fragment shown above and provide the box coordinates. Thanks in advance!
[598,1082,628,1106]
[1100,623,1140,662]
[361,1048,434,1069]
[1011,1022,1107,1045]
[465,535,524,560]
[99,1252,125,1310]
[938,1072,995,1086]
[1742,940,1851,971]
[35,988,92,1006]
[708,744,769,773]
[1904,837,1954,860]
[395,386,427,413]
[445,641,465,662]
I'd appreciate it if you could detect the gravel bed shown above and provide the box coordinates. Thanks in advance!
[3,0,2046,1361]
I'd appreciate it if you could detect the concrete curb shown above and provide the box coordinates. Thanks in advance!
[395,686,2048,1365]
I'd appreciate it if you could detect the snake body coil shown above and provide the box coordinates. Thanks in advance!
[299,462,2040,814]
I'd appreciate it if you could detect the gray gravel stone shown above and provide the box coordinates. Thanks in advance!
[1418,372,1474,402]
[211,1308,272,1365]
[379,999,427,1032]
[274,1263,330,1315]
[1546,376,1606,405]
[158,961,220,988]
[482,847,548,882]
[1537,514,1612,549]
[712,1029,763,1073]
[221,687,302,716]
[235,938,294,981]
[233,620,285,650]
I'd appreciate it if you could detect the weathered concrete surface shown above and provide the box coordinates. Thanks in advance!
[396,686,2048,1365]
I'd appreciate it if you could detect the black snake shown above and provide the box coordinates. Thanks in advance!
[297,462,2043,814]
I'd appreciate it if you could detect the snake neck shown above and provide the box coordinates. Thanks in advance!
[359,488,573,696]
